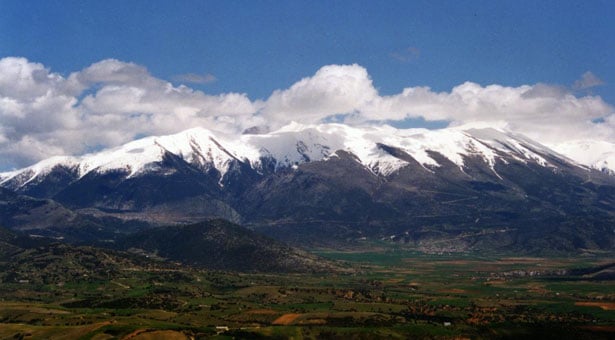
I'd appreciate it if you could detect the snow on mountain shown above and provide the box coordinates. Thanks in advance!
[0,127,261,187]
[0,156,80,187]
[0,122,591,189]
[550,140,615,174]
[244,122,563,175]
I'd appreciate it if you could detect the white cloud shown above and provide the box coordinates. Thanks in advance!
[0,58,613,171]
[0,57,65,100]
[262,64,613,144]
[0,57,259,169]
[262,64,377,126]
[71,59,153,88]
[365,81,613,143]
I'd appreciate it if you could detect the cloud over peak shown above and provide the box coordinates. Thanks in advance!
[263,64,377,122]
[0,57,613,170]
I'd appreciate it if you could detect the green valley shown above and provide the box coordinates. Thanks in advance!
[1,244,613,339]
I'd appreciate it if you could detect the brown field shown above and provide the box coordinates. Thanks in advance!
[439,288,467,294]
[0,303,71,315]
[123,330,189,340]
[484,279,506,285]
[297,318,327,325]
[272,313,302,325]
[0,321,113,340]
[581,325,615,332]
[575,301,615,310]
[385,278,405,284]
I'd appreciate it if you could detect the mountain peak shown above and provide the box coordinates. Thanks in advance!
[1,123,609,192]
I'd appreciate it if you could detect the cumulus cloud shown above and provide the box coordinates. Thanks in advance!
[262,64,377,126]
[0,58,613,171]
[0,57,259,169]
[261,64,613,144]
[365,81,613,144]
[74,59,151,86]
[0,57,66,100]
[573,71,605,90]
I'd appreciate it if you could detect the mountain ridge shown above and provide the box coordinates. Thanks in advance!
[1,123,613,254]
[2,123,609,189]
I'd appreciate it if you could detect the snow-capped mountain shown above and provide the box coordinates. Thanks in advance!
[0,122,586,188]
[1,123,613,254]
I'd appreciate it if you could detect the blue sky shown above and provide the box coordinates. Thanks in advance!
[0,0,614,170]
[2,0,613,100]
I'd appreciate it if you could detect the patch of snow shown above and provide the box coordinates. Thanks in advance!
[551,140,615,174]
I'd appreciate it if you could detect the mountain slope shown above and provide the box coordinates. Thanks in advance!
[242,147,614,253]
[0,225,158,284]
[1,123,614,253]
[0,187,75,231]
[0,187,150,243]
[119,219,341,272]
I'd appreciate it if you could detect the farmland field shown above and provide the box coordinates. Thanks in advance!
[0,249,613,339]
